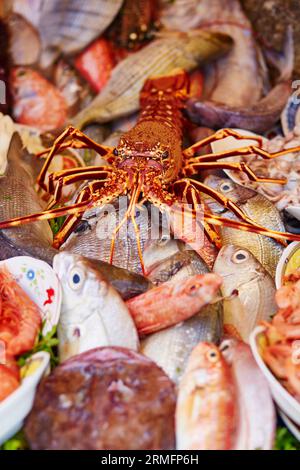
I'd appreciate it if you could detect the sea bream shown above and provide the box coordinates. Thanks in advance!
[53,252,139,362]
[213,245,276,342]
[205,175,285,278]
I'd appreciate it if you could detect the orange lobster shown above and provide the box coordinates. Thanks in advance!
[1,69,300,273]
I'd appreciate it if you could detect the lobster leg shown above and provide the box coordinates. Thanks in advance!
[109,177,143,270]
[183,161,286,184]
[185,144,300,163]
[47,166,113,209]
[183,128,263,158]
[37,126,114,192]
[173,178,288,246]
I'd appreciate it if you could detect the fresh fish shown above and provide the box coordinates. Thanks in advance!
[71,31,233,128]
[220,337,276,450]
[62,199,151,275]
[0,133,56,264]
[13,0,123,67]
[187,81,291,133]
[127,273,222,336]
[10,67,68,132]
[176,342,237,450]
[53,252,139,362]
[70,255,153,301]
[161,0,266,108]
[74,38,115,94]
[205,175,285,278]
[213,245,276,342]
[141,238,223,383]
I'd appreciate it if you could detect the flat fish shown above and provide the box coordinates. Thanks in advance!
[71,31,233,128]
[205,175,285,278]
[213,244,276,343]
[0,133,56,264]
[141,238,223,383]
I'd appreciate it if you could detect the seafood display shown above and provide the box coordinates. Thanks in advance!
[0,0,300,452]
[71,32,233,127]
[214,245,276,342]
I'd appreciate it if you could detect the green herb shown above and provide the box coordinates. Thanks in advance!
[0,431,28,450]
[49,216,66,236]
[18,324,59,369]
[274,427,300,450]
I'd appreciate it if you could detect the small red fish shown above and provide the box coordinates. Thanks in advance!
[10,67,67,131]
[74,39,115,93]
[176,342,237,450]
[126,273,222,335]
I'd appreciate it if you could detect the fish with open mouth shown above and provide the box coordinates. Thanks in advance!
[0,133,56,264]
[213,245,276,342]
[53,252,139,362]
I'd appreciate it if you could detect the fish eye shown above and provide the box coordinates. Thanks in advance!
[207,349,219,363]
[113,148,119,156]
[220,182,233,193]
[232,249,249,264]
[68,267,85,291]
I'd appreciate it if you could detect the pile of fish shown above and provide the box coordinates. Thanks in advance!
[0,0,300,451]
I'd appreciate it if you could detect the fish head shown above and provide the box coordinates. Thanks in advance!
[213,244,263,283]
[187,342,224,374]
[53,252,109,314]
[181,273,222,302]
[204,175,255,210]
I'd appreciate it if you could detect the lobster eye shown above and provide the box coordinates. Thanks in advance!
[231,249,249,264]
[113,148,119,156]
[161,150,169,159]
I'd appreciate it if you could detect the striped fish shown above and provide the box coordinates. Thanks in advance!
[71,31,233,128]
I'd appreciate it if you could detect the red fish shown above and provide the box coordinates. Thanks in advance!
[10,67,67,131]
[74,39,115,93]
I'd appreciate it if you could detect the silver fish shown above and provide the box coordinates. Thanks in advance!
[62,199,150,275]
[71,31,233,128]
[0,133,56,264]
[53,252,139,362]
[141,237,223,383]
[14,0,123,67]
[205,175,285,278]
[213,244,276,343]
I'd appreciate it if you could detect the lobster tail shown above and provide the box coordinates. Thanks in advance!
[140,69,190,106]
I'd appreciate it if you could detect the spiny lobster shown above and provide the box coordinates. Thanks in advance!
[1,69,300,273]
